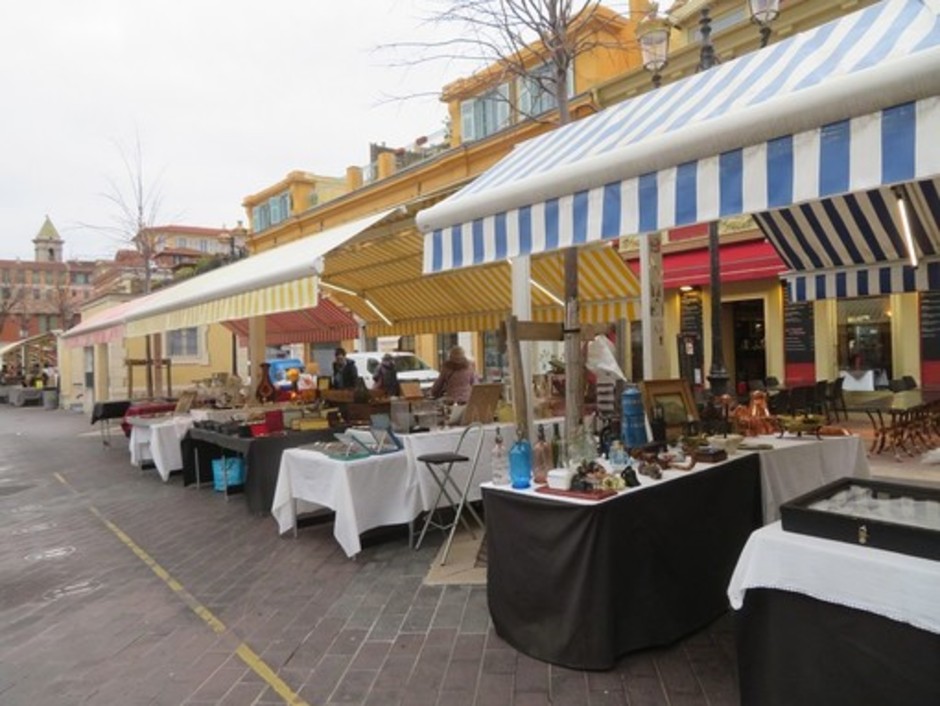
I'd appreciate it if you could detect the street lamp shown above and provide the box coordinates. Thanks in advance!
[748,0,781,48]
[637,5,672,88]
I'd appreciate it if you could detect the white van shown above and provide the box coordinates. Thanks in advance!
[346,351,439,391]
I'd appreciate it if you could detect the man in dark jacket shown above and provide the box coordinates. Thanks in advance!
[331,348,359,389]
[372,353,401,397]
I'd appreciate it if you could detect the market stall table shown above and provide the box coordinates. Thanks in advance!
[752,434,869,522]
[8,387,43,407]
[271,447,417,557]
[483,453,764,670]
[482,435,869,670]
[127,415,194,481]
[728,521,940,706]
[400,421,536,512]
[181,427,336,513]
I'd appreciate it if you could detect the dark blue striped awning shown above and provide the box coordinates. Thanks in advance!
[418,0,940,274]
[756,178,940,300]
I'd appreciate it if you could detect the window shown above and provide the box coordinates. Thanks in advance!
[176,237,188,249]
[199,239,209,253]
[837,297,892,378]
[517,62,575,118]
[252,191,292,232]
[460,84,510,142]
[1,269,8,283]
[31,271,41,285]
[44,271,54,285]
[167,327,200,358]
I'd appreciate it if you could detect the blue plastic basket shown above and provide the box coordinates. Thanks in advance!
[212,457,245,491]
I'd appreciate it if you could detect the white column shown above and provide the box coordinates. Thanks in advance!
[511,256,535,439]
[640,232,669,380]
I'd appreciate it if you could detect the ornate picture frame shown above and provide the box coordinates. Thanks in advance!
[640,378,698,438]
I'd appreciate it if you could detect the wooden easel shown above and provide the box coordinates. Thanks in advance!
[503,316,627,437]
[126,358,173,399]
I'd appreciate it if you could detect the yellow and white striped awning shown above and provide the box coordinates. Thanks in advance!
[114,210,397,337]
[126,276,318,337]
[321,226,638,336]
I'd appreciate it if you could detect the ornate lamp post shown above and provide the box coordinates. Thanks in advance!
[637,5,672,88]
[749,0,781,48]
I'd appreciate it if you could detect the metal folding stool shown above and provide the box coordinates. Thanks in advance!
[413,422,486,565]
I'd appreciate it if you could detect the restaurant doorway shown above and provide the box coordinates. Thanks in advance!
[731,299,766,391]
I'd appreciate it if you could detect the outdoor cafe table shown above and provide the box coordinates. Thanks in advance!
[482,435,868,670]
[729,521,940,706]
[846,390,940,458]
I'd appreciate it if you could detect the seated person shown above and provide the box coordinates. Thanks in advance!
[331,347,359,389]
[428,346,476,404]
[372,353,401,397]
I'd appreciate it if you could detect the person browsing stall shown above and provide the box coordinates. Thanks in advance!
[331,347,359,389]
[372,353,401,397]
[428,346,476,404]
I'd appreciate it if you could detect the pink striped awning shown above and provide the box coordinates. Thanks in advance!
[222,298,359,345]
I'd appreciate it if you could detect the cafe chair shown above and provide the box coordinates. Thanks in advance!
[826,377,848,421]
[413,422,486,566]
[814,380,831,419]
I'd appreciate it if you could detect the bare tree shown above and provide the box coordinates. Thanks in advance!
[99,135,166,295]
[385,0,637,434]
[83,134,169,397]
[381,0,631,124]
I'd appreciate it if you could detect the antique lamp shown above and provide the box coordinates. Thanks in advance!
[748,0,781,47]
[637,4,672,88]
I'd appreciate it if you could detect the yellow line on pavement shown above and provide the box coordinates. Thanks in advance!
[54,474,310,706]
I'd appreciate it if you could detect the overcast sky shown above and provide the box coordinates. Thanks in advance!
[1,0,637,263]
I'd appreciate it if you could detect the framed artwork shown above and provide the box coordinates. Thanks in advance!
[640,378,698,438]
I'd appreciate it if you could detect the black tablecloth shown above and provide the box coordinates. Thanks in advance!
[736,588,940,706]
[181,428,336,514]
[483,454,763,670]
[90,400,132,424]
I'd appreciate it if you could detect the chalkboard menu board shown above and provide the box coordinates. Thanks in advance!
[921,291,940,361]
[784,300,814,364]
[680,289,703,338]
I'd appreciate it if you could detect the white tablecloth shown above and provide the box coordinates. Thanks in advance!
[728,521,940,635]
[752,434,869,522]
[400,422,517,511]
[128,416,194,481]
[272,447,416,557]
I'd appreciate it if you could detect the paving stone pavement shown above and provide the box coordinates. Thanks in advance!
[0,406,744,706]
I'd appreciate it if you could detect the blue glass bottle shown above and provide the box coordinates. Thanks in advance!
[508,428,532,489]
[621,385,648,450]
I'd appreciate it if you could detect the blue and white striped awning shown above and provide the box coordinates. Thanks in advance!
[756,177,940,300]
[418,0,940,274]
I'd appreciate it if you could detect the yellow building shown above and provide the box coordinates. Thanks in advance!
[241,4,647,372]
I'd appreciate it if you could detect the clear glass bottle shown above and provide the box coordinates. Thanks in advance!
[532,424,552,484]
[551,421,564,468]
[491,427,509,486]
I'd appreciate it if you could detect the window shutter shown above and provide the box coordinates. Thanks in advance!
[460,99,476,142]
[496,83,510,129]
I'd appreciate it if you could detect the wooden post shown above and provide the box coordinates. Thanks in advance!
[563,247,582,438]
[506,315,528,438]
